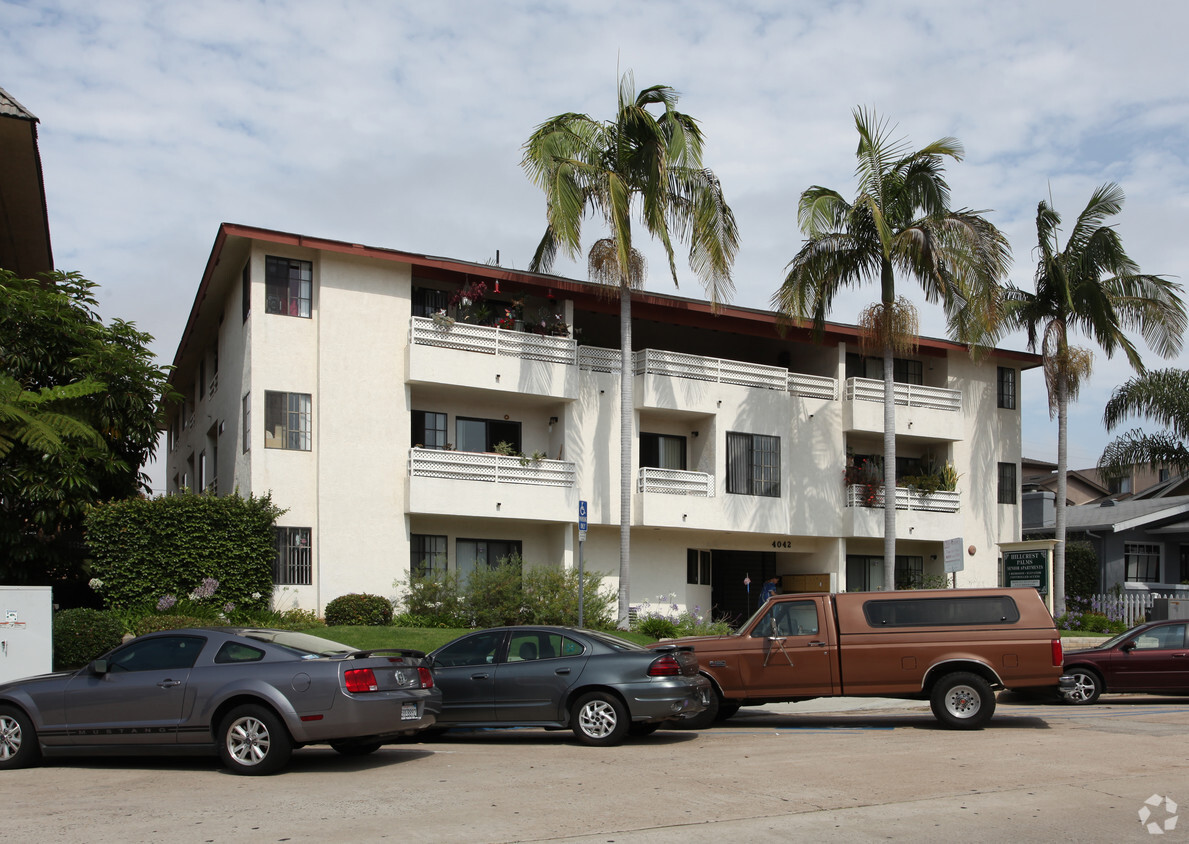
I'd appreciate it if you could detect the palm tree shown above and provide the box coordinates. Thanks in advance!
[1006,183,1185,616]
[521,72,739,626]
[773,108,1010,591]
[1098,369,1189,480]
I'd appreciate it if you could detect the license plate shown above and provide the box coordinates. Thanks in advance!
[401,703,418,721]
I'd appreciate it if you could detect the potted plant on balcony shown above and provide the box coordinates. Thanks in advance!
[843,459,883,507]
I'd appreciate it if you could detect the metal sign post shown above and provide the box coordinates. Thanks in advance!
[578,500,587,627]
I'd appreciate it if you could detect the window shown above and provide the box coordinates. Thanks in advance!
[108,636,205,672]
[214,642,265,664]
[893,358,923,386]
[1125,542,1161,583]
[456,417,521,453]
[687,549,711,585]
[1180,545,1189,584]
[264,391,312,450]
[998,462,1017,504]
[411,534,447,578]
[997,367,1017,409]
[274,527,312,585]
[457,538,522,580]
[412,410,448,449]
[432,630,505,667]
[641,433,687,470]
[507,631,576,661]
[241,262,251,322]
[242,393,251,453]
[265,255,312,317]
[198,450,206,492]
[750,600,820,638]
[846,354,923,384]
[846,555,925,592]
[1108,475,1133,495]
[412,285,450,317]
[862,596,1021,627]
[1132,624,1186,650]
[726,432,780,497]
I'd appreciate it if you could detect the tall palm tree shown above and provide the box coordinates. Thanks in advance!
[521,72,739,625]
[1098,368,1189,482]
[1006,183,1185,616]
[774,108,1010,591]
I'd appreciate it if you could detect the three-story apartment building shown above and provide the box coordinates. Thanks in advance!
[164,223,1039,620]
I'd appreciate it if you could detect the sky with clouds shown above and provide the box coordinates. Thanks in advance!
[3,0,1188,492]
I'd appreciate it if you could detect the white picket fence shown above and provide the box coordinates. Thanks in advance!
[1086,591,1189,626]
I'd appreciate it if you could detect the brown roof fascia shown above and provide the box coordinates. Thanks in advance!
[174,222,1044,370]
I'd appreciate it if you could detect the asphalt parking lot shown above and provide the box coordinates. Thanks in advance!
[5,693,1188,843]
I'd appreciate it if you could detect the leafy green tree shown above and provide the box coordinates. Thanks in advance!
[0,270,175,591]
[522,71,738,625]
[1099,368,1189,478]
[1005,184,1185,615]
[774,108,1010,590]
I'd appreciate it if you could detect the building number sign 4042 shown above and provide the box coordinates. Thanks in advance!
[771,540,794,549]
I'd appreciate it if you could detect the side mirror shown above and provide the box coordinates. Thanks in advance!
[90,658,109,675]
[1120,641,1135,653]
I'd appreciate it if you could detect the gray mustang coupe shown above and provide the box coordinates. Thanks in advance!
[0,627,441,775]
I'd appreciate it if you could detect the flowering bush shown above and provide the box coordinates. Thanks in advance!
[631,594,732,638]
[843,460,883,507]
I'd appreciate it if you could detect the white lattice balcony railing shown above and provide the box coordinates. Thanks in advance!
[637,467,715,497]
[788,372,838,400]
[845,377,961,411]
[578,346,621,373]
[845,484,961,513]
[633,349,789,391]
[408,447,576,487]
[410,316,577,364]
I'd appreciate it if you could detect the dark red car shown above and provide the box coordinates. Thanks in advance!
[1062,620,1189,704]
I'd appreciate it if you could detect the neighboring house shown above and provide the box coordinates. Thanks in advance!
[1024,495,1189,592]
[1022,457,1109,505]
[0,85,53,277]
[163,223,1040,617]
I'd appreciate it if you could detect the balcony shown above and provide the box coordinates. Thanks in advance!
[844,484,960,513]
[410,316,576,364]
[409,447,575,487]
[843,377,963,440]
[843,483,961,541]
[637,467,715,497]
[407,447,577,522]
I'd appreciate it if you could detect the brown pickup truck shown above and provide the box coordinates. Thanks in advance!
[661,587,1070,729]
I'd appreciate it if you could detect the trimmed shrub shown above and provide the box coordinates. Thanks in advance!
[324,593,393,626]
[85,492,280,612]
[635,616,679,639]
[53,608,125,669]
[133,615,213,635]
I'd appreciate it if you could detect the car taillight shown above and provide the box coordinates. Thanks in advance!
[648,655,682,676]
[418,666,434,688]
[344,668,379,693]
[1052,638,1064,667]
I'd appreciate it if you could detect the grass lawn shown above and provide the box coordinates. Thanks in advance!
[307,626,658,652]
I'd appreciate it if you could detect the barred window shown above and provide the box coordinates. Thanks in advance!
[274,527,312,585]
[1125,542,1161,583]
[997,367,1017,409]
[998,462,1017,504]
[726,432,780,497]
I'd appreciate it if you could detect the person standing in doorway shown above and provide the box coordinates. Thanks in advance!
[759,576,780,604]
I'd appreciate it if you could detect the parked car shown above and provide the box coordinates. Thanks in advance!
[425,626,710,746]
[0,627,442,775]
[1062,619,1189,704]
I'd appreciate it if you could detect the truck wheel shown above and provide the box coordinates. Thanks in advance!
[716,702,741,722]
[671,686,721,731]
[0,705,41,770]
[930,672,995,729]
[1063,668,1103,705]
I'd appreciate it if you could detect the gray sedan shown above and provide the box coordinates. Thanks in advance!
[426,626,711,745]
[0,627,441,775]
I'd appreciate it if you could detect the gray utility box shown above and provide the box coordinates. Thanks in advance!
[0,586,53,683]
[1149,597,1189,621]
